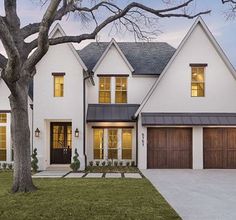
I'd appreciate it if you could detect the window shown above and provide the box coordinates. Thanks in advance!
[122,129,132,159]
[54,76,64,97]
[115,77,127,103]
[0,114,7,123]
[99,77,111,103]
[108,129,118,159]
[93,129,104,159]
[191,66,205,97]
[0,126,6,161]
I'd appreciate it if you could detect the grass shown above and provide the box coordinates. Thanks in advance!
[85,165,140,173]
[0,172,180,220]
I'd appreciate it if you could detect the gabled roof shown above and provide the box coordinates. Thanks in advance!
[78,40,176,75]
[134,17,236,117]
[92,39,134,73]
[87,104,139,122]
[49,23,88,71]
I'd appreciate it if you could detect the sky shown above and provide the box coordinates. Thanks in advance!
[0,0,236,67]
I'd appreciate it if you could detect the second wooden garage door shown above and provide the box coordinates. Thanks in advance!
[204,128,236,168]
[147,128,192,168]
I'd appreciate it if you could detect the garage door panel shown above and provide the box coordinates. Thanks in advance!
[204,150,224,168]
[147,128,192,169]
[204,128,236,169]
[227,150,236,168]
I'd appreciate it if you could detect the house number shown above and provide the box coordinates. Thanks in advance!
[142,133,144,147]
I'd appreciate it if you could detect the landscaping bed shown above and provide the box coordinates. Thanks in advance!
[85,165,140,173]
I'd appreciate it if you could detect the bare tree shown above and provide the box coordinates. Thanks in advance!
[0,0,210,193]
[222,0,236,19]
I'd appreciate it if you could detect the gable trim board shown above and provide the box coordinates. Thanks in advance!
[49,23,88,72]
[92,38,134,73]
[134,16,236,118]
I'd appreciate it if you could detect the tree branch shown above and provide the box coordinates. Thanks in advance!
[0,16,20,82]
[25,0,61,72]
[47,1,210,46]
[0,54,7,69]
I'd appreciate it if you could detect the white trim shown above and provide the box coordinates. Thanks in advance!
[92,38,134,73]
[134,16,236,118]
[49,23,88,71]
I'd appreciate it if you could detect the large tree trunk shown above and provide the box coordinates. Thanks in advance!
[9,77,37,193]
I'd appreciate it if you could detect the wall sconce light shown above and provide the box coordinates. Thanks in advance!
[75,128,79,137]
[35,128,40,137]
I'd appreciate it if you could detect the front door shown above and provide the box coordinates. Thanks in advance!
[50,122,72,164]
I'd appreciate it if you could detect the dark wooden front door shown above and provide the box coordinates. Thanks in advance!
[204,128,236,168]
[147,128,192,168]
[50,122,72,164]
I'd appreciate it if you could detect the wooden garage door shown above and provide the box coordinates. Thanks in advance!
[204,128,236,168]
[147,128,192,168]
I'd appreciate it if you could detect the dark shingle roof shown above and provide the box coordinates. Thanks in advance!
[87,104,140,122]
[141,113,236,126]
[78,42,176,75]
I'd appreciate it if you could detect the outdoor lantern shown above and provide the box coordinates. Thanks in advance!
[75,128,79,137]
[35,128,40,137]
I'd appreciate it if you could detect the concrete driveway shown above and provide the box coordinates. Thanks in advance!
[141,169,236,220]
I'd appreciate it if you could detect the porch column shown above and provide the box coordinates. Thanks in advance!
[117,129,122,160]
[6,113,11,163]
[104,129,108,160]
[192,127,203,169]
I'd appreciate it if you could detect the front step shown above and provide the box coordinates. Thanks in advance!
[46,165,71,172]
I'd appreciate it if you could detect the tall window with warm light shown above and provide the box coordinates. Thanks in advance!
[99,77,111,103]
[93,129,104,159]
[191,65,205,97]
[0,126,6,161]
[54,75,64,97]
[122,129,132,159]
[115,77,127,103]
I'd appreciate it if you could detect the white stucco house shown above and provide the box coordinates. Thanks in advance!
[1,17,236,170]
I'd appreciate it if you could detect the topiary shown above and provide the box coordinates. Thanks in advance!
[70,148,80,172]
[89,161,93,167]
[31,148,39,173]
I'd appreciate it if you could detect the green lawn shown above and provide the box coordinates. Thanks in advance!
[0,172,180,220]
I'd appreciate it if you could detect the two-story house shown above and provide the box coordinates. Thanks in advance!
[1,17,236,170]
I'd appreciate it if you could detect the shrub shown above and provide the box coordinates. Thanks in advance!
[89,161,93,167]
[0,163,2,170]
[126,161,130,166]
[96,161,100,166]
[119,161,123,166]
[31,148,39,173]
[114,161,118,166]
[107,160,112,166]
[70,148,80,172]
[101,161,106,166]
[131,161,135,167]
[8,163,13,170]
[2,163,7,170]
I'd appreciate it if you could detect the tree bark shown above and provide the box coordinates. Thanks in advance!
[9,75,37,193]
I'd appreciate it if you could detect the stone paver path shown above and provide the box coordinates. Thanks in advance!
[33,171,142,179]
[32,171,69,178]
[105,173,121,178]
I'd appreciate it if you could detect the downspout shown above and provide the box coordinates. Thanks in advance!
[30,103,33,153]
[83,71,94,169]
[135,116,139,167]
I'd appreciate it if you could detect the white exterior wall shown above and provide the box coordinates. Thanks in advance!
[192,127,203,169]
[0,79,10,110]
[34,40,85,170]
[87,45,156,104]
[142,24,236,113]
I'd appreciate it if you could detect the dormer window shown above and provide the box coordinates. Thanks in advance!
[190,64,207,97]
[115,77,127,103]
[99,77,111,103]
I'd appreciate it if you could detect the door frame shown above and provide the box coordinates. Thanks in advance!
[50,122,72,164]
